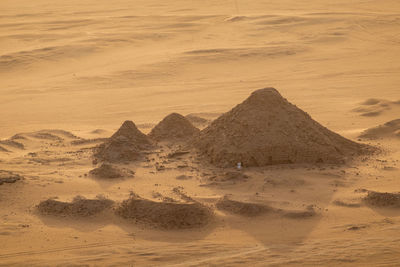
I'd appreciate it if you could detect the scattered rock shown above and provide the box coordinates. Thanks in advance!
[363,191,400,207]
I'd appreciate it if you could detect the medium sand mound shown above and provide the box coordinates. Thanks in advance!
[195,88,369,167]
[89,163,134,179]
[216,196,273,216]
[363,191,400,207]
[116,194,213,229]
[37,196,114,217]
[94,120,152,163]
[149,113,199,141]
[359,119,400,140]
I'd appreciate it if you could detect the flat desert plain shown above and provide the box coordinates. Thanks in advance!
[1,0,400,266]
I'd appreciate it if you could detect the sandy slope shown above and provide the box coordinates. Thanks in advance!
[1,0,400,266]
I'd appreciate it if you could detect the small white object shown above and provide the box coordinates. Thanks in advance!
[237,162,242,170]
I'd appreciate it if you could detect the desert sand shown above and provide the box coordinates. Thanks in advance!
[1,0,400,266]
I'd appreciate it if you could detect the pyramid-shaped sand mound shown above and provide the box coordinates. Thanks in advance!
[149,113,199,141]
[94,120,152,163]
[195,88,369,166]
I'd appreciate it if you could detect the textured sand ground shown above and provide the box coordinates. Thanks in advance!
[1,0,400,266]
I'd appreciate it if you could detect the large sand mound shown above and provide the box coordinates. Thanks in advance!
[359,119,400,140]
[195,88,369,167]
[94,120,152,163]
[116,194,213,229]
[37,196,114,217]
[149,113,199,141]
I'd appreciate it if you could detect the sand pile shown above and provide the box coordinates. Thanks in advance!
[37,196,114,217]
[89,163,134,179]
[116,194,213,229]
[359,119,400,139]
[195,88,368,167]
[363,191,400,207]
[0,170,22,185]
[149,113,199,141]
[94,120,152,163]
[216,196,273,216]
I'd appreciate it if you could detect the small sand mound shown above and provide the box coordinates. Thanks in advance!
[149,113,199,141]
[363,191,400,207]
[216,196,273,216]
[195,88,369,167]
[116,194,213,229]
[0,170,22,185]
[94,121,152,163]
[37,196,114,217]
[89,163,134,179]
[359,119,400,140]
